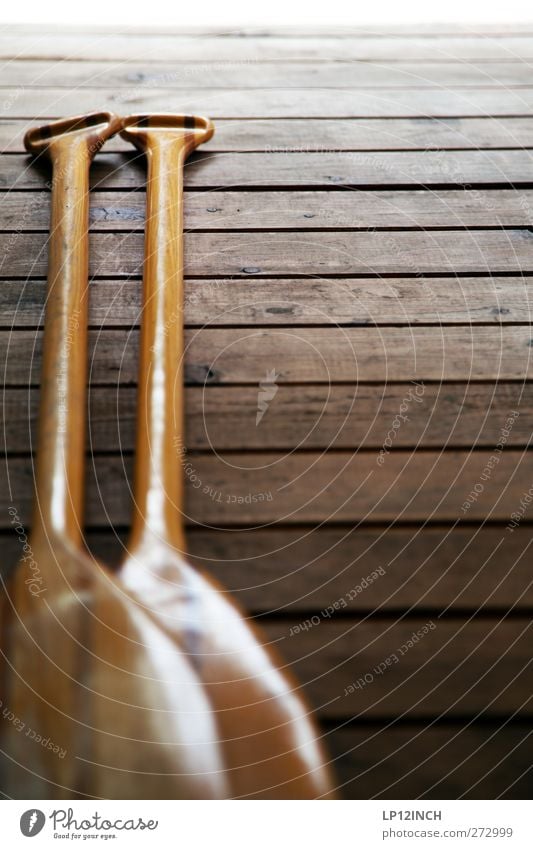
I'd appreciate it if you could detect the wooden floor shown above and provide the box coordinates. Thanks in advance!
[1,23,533,799]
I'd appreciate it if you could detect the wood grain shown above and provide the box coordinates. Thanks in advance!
[2,190,533,231]
[1,231,533,277]
[3,117,533,153]
[3,383,532,453]
[2,326,533,385]
[329,723,533,798]
[2,449,531,526]
[268,616,533,720]
[4,150,533,191]
[4,87,533,118]
[2,277,532,327]
[5,60,533,89]
[5,525,533,613]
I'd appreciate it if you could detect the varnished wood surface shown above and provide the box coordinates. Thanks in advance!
[0,114,221,800]
[1,24,533,799]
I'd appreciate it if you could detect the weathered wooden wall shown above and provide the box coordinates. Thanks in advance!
[1,24,532,799]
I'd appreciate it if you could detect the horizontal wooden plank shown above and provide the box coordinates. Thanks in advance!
[329,723,533,798]
[2,450,531,526]
[3,326,533,385]
[2,190,533,231]
[269,616,533,719]
[11,86,533,120]
[3,118,533,153]
[2,277,532,328]
[1,231,533,278]
[6,60,533,89]
[3,525,533,613]
[3,35,533,62]
[4,87,533,118]
[58,526,533,614]
[3,383,531,452]
[129,526,533,613]
[4,151,533,192]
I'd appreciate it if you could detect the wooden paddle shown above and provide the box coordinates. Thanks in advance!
[0,113,228,799]
[119,114,335,799]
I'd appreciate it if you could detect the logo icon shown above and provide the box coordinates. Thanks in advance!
[256,368,280,425]
[20,810,46,837]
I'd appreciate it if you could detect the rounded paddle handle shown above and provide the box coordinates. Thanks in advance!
[26,112,121,549]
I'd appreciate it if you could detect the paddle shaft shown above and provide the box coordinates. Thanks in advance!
[128,134,188,555]
[32,137,91,548]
